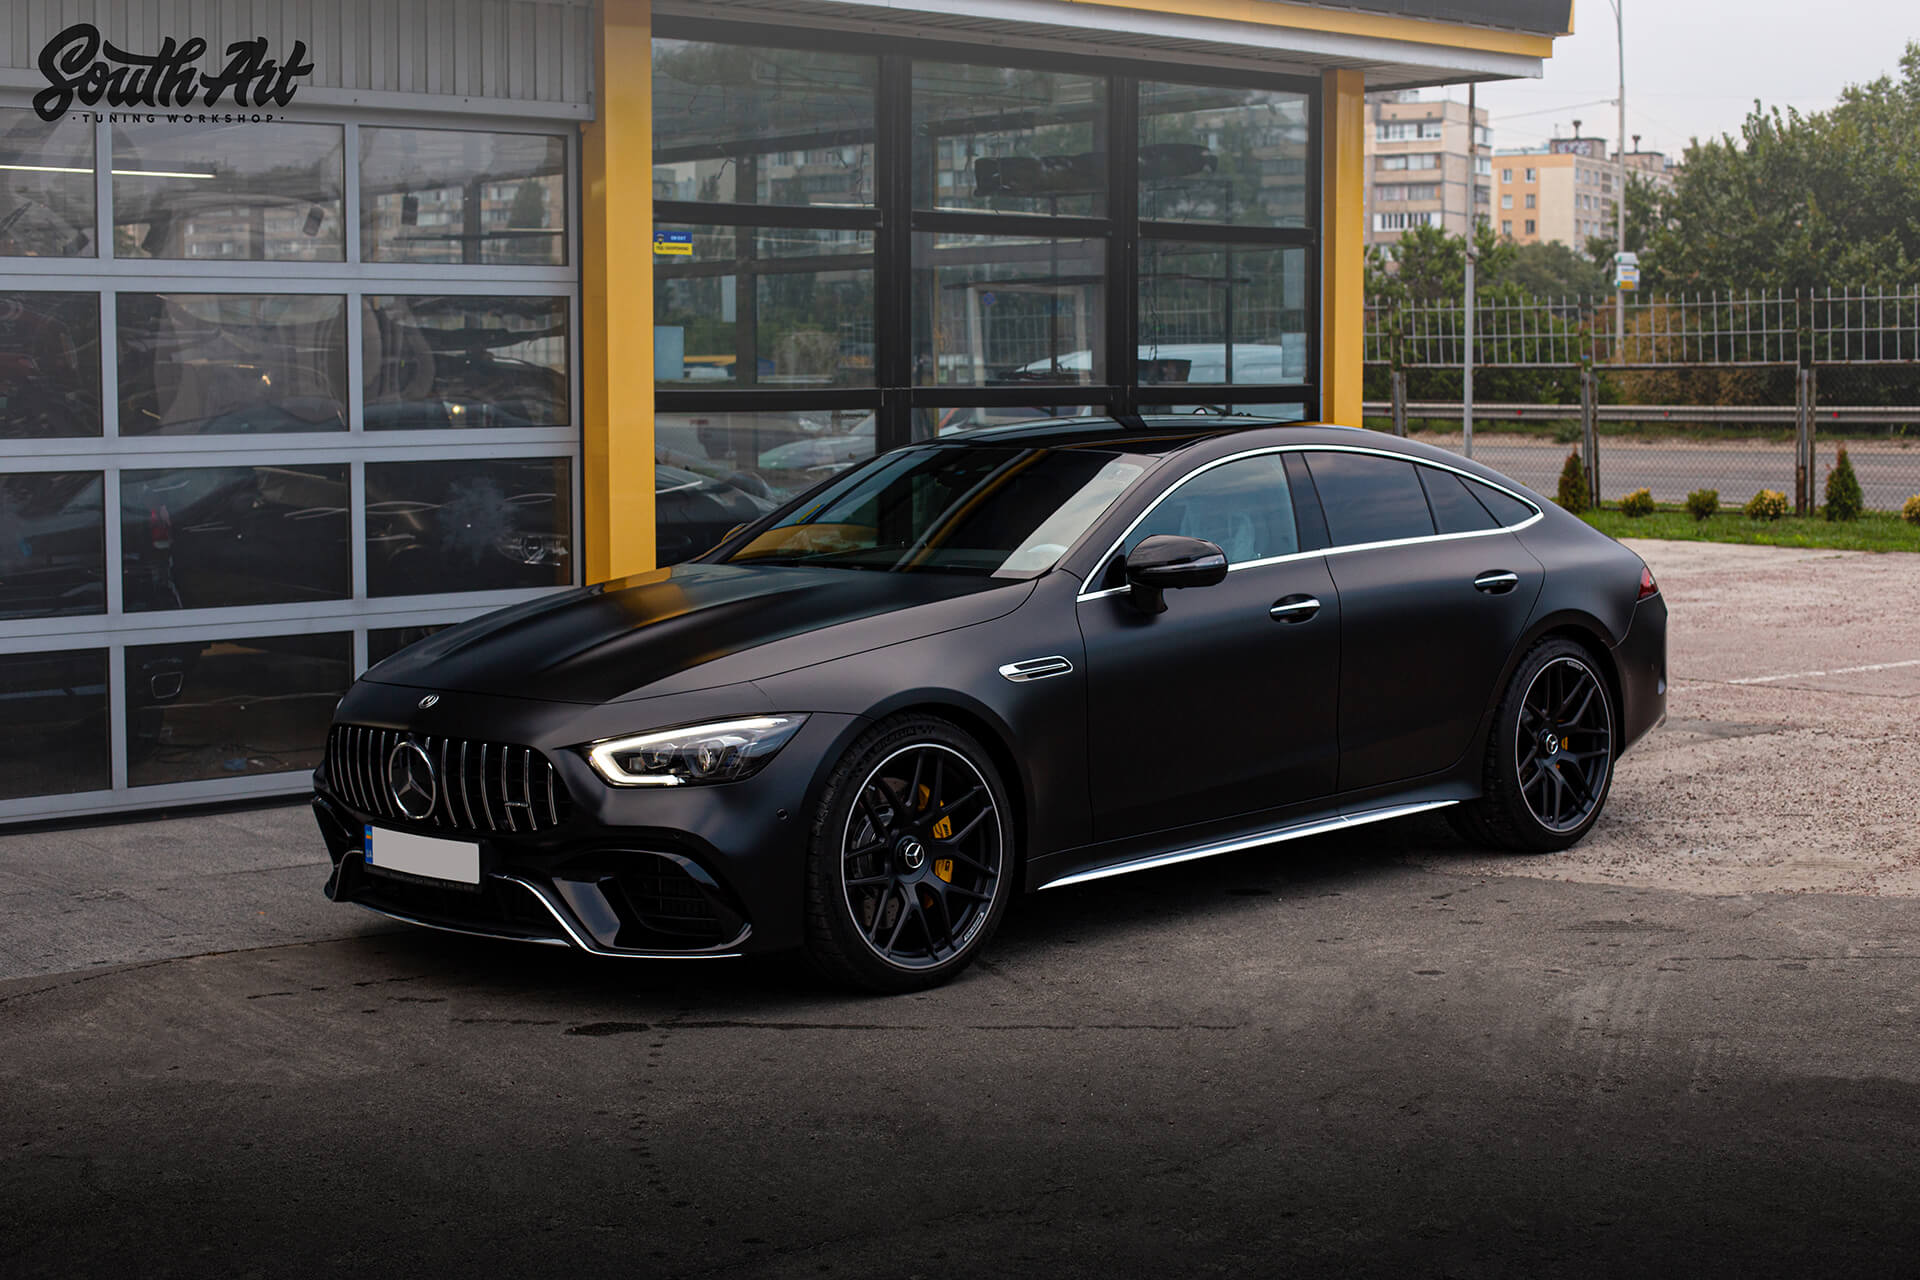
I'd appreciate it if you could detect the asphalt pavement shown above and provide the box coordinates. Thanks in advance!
[4,537,1919,1278]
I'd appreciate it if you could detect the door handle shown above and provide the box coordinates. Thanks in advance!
[1473,570,1520,594]
[1269,594,1321,623]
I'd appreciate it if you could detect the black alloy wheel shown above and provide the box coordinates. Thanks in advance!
[804,716,1013,992]
[1454,637,1616,853]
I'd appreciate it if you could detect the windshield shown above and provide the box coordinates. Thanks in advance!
[723,445,1146,577]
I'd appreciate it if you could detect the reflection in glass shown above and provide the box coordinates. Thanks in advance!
[0,649,109,799]
[0,108,95,257]
[367,625,450,668]
[366,458,572,596]
[910,404,1097,442]
[912,234,1104,386]
[653,40,876,207]
[0,472,104,619]
[1138,242,1307,385]
[1138,82,1309,228]
[120,464,350,612]
[116,294,348,435]
[0,292,102,438]
[360,128,567,265]
[112,121,344,261]
[653,226,874,388]
[126,634,351,787]
[653,410,853,564]
[364,296,569,429]
[913,62,1106,217]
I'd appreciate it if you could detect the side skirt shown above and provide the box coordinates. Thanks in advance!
[1034,799,1459,892]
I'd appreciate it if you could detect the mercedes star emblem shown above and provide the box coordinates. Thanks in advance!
[418,694,440,709]
[386,740,438,820]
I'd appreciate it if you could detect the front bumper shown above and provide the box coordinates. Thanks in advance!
[311,682,864,957]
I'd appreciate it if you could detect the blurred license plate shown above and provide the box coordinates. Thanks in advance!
[363,825,479,885]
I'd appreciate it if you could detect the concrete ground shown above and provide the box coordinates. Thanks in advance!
[3,538,1917,1277]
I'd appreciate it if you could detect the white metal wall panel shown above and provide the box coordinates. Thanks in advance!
[0,0,592,113]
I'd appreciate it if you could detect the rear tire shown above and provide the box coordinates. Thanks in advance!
[803,715,1014,993]
[1455,637,1617,853]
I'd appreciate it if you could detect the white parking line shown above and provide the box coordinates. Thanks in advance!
[1727,659,1920,685]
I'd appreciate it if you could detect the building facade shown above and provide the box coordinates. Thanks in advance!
[1494,135,1623,250]
[0,0,1566,822]
[1363,91,1492,246]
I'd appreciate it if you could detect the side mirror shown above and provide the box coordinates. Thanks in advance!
[1124,534,1228,614]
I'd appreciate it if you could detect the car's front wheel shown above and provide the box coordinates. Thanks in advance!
[803,715,1014,992]
[1454,637,1617,853]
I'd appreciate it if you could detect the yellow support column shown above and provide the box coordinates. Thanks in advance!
[581,0,655,582]
[1320,67,1366,427]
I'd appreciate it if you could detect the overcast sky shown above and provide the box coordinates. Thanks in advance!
[1431,0,1913,158]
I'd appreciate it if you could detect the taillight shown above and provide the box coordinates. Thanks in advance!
[1637,564,1658,600]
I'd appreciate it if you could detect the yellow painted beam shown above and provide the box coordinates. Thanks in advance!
[1320,67,1365,427]
[1058,0,1562,56]
[581,0,656,583]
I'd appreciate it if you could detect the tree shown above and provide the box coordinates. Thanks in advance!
[1496,240,1608,298]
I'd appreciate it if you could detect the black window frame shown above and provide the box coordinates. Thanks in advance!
[652,17,1320,458]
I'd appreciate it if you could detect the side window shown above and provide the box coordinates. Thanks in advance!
[1126,454,1298,566]
[1301,451,1435,547]
[1464,477,1538,527]
[1419,465,1501,534]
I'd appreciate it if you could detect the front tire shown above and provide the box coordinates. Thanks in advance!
[1455,637,1617,853]
[803,715,1014,992]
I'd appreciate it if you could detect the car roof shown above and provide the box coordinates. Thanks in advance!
[934,414,1363,453]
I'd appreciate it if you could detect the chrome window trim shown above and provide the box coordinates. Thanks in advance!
[1074,442,1543,602]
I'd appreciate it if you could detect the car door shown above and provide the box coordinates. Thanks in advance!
[1078,452,1340,843]
[1296,449,1544,792]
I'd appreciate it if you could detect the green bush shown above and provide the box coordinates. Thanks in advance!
[1825,446,1865,522]
[1745,489,1790,521]
[1618,487,1656,517]
[1685,488,1720,520]
[1556,450,1590,511]
[1904,494,1920,525]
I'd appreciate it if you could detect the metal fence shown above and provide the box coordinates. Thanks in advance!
[1363,288,1920,514]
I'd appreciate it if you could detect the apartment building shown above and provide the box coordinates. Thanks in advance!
[1364,92,1492,246]
[1494,135,1619,249]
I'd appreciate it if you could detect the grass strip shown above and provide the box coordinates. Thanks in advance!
[1580,505,1920,552]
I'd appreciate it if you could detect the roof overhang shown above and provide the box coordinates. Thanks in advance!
[655,0,1559,90]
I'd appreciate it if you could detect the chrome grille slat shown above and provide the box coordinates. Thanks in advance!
[325,725,570,836]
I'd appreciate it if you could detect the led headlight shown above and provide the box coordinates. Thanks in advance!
[582,716,808,787]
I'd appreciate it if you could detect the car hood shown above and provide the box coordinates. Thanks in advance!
[360,561,1036,704]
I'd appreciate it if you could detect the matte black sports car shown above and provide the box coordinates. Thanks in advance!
[313,417,1666,991]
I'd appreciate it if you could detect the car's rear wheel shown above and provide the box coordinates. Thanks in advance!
[1454,637,1616,853]
[803,715,1014,992]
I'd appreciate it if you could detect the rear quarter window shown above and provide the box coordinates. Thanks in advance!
[1419,465,1502,535]
[1464,477,1538,526]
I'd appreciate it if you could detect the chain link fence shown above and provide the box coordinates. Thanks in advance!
[1364,289,1920,514]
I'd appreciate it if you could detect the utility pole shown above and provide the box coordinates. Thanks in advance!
[1613,0,1626,348]
[1464,81,1477,459]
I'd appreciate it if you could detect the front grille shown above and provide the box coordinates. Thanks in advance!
[327,724,571,834]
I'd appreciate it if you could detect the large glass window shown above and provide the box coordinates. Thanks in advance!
[116,294,348,436]
[1138,81,1310,227]
[364,296,570,430]
[912,234,1105,387]
[653,41,877,207]
[1138,242,1308,385]
[126,633,351,787]
[0,472,104,619]
[360,129,567,265]
[654,226,874,389]
[1,292,102,438]
[120,464,351,612]
[0,649,109,799]
[913,63,1107,217]
[0,109,96,258]
[112,122,345,262]
[365,458,573,597]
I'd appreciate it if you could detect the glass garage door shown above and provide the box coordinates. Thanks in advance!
[0,109,580,821]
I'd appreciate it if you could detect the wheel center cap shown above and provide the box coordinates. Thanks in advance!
[1543,730,1561,756]
[899,838,926,871]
